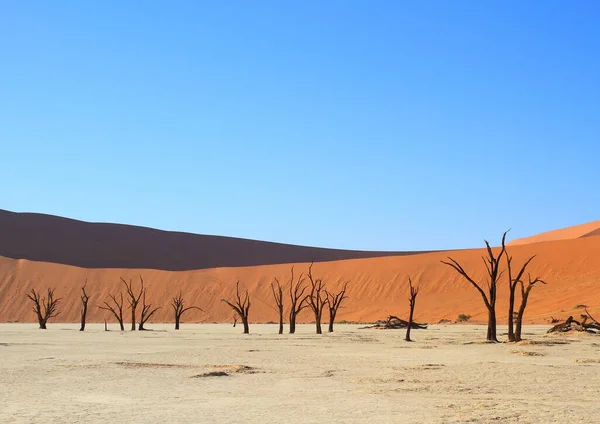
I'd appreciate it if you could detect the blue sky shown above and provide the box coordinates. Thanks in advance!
[1,1,599,251]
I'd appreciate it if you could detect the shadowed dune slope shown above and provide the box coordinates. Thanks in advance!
[0,209,424,271]
[509,220,600,246]
[1,236,599,325]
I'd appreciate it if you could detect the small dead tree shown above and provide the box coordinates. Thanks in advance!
[222,281,250,334]
[27,288,61,329]
[506,254,536,342]
[171,291,202,330]
[233,314,238,327]
[138,290,161,331]
[514,274,546,341]
[79,281,90,331]
[271,278,284,334]
[122,276,144,331]
[324,281,349,333]
[288,266,308,334]
[405,278,419,342]
[99,292,125,331]
[306,261,327,334]
[441,231,508,342]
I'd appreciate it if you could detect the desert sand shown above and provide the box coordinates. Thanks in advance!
[1,323,599,423]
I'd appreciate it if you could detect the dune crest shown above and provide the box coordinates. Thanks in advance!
[509,220,600,246]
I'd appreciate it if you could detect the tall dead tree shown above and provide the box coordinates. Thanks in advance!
[222,281,250,334]
[271,278,284,334]
[138,290,161,330]
[79,281,90,331]
[514,274,546,341]
[324,281,349,333]
[405,278,419,342]
[122,276,144,331]
[288,266,308,334]
[27,288,61,329]
[441,231,508,342]
[306,261,327,334]
[99,292,125,331]
[506,254,536,342]
[171,291,202,330]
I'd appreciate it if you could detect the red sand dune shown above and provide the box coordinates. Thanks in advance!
[0,209,425,271]
[1,210,599,325]
[1,234,599,325]
[508,220,600,246]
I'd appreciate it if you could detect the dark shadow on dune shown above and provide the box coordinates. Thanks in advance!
[0,209,434,271]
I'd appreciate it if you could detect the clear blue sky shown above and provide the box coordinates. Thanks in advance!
[1,1,599,251]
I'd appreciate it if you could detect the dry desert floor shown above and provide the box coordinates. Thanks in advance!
[1,323,599,423]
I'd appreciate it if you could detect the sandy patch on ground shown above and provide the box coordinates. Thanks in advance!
[1,324,599,423]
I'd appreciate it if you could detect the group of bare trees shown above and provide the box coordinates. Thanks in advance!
[27,276,201,331]
[221,261,350,335]
[442,230,547,342]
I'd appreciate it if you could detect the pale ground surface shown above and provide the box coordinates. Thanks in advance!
[1,323,599,424]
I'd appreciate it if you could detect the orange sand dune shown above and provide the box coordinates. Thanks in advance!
[1,236,599,326]
[509,220,600,246]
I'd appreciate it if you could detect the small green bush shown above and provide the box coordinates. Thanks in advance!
[457,314,471,322]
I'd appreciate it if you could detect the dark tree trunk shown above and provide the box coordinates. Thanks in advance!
[515,295,529,341]
[175,315,180,330]
[278,310,283,334]
[315,316,322,334]
[39,320,47,330]
[119,320,125,331]
[131,308,136,331]
[405,305,415,342]
[104,319,108,331]
[80,303,88,332]
[242,317,249,334]
[487,307,498,342]
[507,286,516,342]
[328,311,336,333]
[289,313,297,334]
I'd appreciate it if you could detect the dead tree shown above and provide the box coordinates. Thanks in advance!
[514,274,546,341]
[288,266,308,334]
[79,281,90,331]
[306,261,327,334]
[271,278,284,334]
[138,290,161,330]
[324,281,349,333]
[405,278,419,342]
[233,314,238,327]
[441,231,508,342]
[27,288,61,329]
[222,281,250,334]
[171,291,202,330]
[506,254,536,342]
[122,276,144,331]
[99,292,125,331]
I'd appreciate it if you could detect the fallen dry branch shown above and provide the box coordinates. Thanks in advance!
[547,314,600,334]
[361,315,427,330]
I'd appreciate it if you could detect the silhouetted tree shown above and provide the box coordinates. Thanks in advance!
[171,291,202,330]
[288,266,308,334]
[441,231,508,342]
[506,254,536,342]
[27,287,61,329]
[99,292,125,331]
[405,278,419,342]
[122,276,144,331]
[79,281,90,331]
[138,290,161,330]
[514,274,546,341]
[324,281,349,333]
[271,278,284,334]
[222,281,250,334]
[306,261,327,334]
